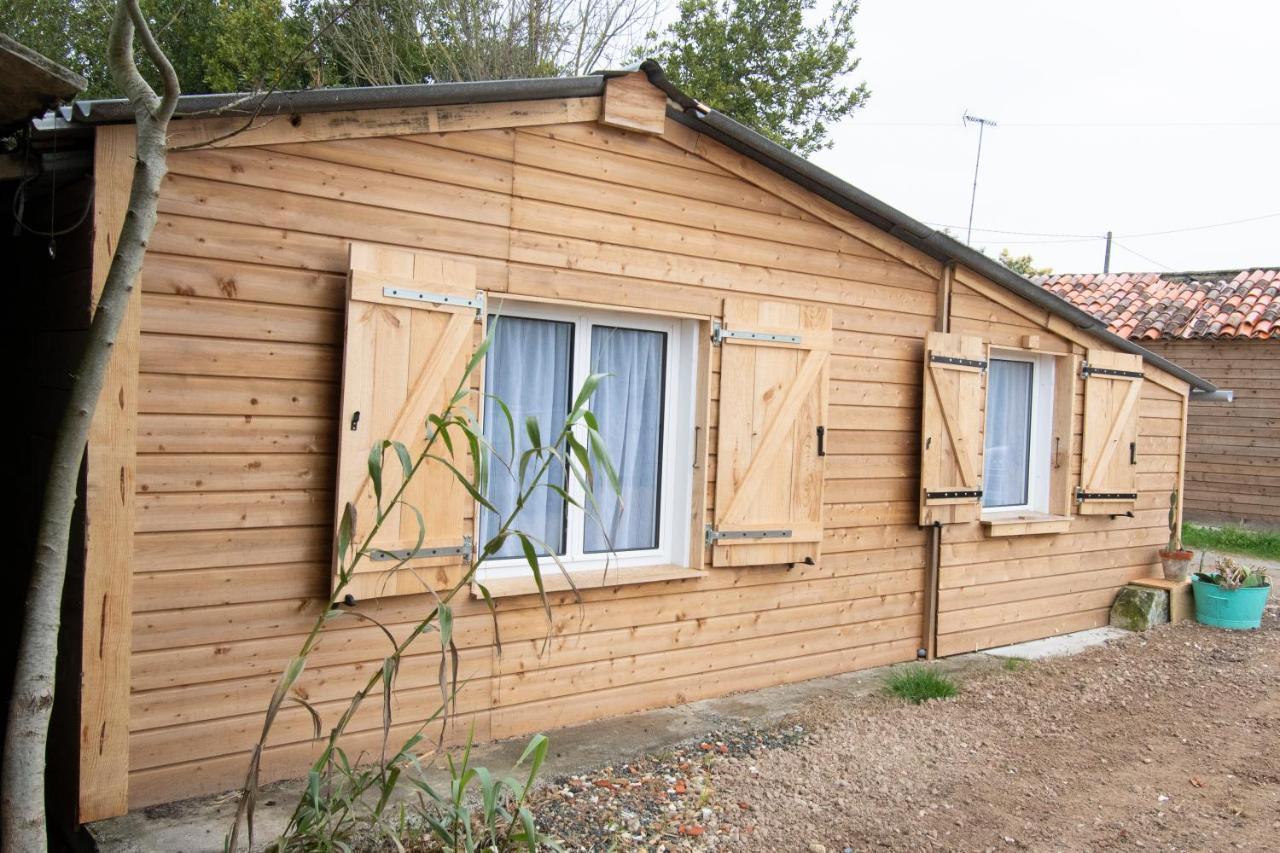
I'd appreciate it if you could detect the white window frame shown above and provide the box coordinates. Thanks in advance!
[982,349,1056,515]
[476,300,697,581]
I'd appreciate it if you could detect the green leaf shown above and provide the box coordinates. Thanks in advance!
[586,425,622,498]
[367,442,385,518]
[427,453,498,513]
[570,371,608,418]
[336,502,355,576]
[524,415,543,455]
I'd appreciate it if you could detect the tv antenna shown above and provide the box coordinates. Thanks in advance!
[962,112,998,245]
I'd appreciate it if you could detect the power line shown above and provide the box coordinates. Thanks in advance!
[1112,241,1173,272]
[854,121,1280,128]
[925,211,1280,242]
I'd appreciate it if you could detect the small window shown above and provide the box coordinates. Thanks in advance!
[982,351,1055,513]
[478,302,696,578]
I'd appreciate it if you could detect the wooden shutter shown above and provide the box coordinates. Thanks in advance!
[710,298,831,567]
[333,243,483,600]
[919,332,987,525]
[1077,350,1143,515]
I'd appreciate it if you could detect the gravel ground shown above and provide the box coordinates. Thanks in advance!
[525,602,1279,851]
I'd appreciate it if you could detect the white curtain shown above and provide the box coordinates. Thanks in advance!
[584,326,666,553]
[983,358,1034,508]
[480,316,573,557]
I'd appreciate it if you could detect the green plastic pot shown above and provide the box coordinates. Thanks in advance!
[1191,578,1271,630]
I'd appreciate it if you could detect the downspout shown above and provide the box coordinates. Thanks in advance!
[920,262,955,660]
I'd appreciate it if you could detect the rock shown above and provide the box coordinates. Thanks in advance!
[1110,585,1170,632]
[807,844,826,853]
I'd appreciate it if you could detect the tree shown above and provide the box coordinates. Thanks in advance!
[0,0,308,98]
[304,0,660,87]
[647,0,870,154]
[1,2,178,849]
[999,248,1053,277]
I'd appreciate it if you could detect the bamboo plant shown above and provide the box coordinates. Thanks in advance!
[227,327,620,851]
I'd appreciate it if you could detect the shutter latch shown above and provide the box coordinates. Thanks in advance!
[368,536,473,562]
[705,525,793,545]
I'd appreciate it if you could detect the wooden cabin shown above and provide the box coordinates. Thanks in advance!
[1041,270,1275,529]
[35,63,1222,821]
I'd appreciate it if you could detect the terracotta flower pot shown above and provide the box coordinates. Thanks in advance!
[1159,549,1194,581]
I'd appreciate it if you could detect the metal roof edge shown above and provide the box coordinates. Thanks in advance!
[660,99,1216,394]
[62,61,1216,393]
[71,74,606,124]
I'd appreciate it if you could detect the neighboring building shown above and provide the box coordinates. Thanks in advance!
[1040,269,1278,529]
[10,64,1221,820]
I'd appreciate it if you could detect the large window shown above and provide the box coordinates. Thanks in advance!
[982,351,1055,513]
[478,302,695,577]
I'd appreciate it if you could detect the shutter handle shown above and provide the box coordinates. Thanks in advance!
[816,425,826,457]
[350,411,361,431]
[1129,441,1136,465]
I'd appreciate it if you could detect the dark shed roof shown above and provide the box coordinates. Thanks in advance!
[0,34,86,134]
[66,61,1217,393]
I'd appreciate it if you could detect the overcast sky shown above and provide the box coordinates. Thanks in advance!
[804,0,1279,274]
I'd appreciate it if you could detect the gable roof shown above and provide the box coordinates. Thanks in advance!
[1038,269,1279,341]
[60,61,1217,393]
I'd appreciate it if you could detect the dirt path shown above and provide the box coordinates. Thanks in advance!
[530,606,1279,851]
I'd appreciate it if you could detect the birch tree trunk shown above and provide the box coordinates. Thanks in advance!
[1,3,178,848]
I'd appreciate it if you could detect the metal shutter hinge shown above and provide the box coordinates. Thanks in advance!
[925,489,983,500]
[1081,361,1143,380]
[711,321,801,346]
[929,354,987,371]
[383,286,485,314]
[705,525,793,545]
[368,535,473,562]
[1075,488,1138,504]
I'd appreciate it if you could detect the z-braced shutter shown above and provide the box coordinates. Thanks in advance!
[333,243,484,600]
[710,297,831,567]
[919,332,987,525]
[1077,350,1143,515]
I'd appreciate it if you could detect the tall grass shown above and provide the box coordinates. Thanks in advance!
[1183,523,1280,561]
[227,326,619,851]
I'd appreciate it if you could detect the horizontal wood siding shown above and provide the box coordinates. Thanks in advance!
[122,115,1191,808]
[936,283,1178,656]
[1139,339,1278,529]
[127,122,935,807]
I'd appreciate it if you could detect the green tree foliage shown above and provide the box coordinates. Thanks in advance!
[2,0,310,98]
[647,0,870,154]
[999,248,1053,277]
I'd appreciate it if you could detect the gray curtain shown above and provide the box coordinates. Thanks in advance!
[584,326,666,553]
[983,358,1034,508]
[480,316,573,557]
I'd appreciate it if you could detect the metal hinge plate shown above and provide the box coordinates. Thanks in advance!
[383,286,485,313]
[705,525,793,545]
[929,354,987,371]
[711,321,801,346]
[925,489,983,500]
[1075,488,1138,503]
[369,536,473,562]
[1081,362,1143,380]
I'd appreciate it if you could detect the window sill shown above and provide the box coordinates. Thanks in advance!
[470,564,708,600]
[981,512,1072,538]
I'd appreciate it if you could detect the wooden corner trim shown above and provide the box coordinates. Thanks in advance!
[79,124,140,823]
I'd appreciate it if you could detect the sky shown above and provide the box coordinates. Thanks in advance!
[803,0,1280,275]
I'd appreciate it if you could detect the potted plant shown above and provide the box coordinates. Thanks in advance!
[1192,557,1272,630]
[1158,490,1194,580]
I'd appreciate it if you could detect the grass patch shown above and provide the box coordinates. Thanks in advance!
[1001,656,1030,672]
[1183,523,1280,561]
[885,667,958,704]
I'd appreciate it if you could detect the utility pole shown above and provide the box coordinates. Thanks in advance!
[963,112,997,245]
[1103,230,1113,273]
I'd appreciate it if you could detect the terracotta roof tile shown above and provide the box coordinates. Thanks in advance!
[1035,268,1280,340]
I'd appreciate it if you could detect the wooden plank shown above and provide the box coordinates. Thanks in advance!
[662,118,943,278]
[81,123,136,822]
[164,96,602,150]
[601,71,667,134]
